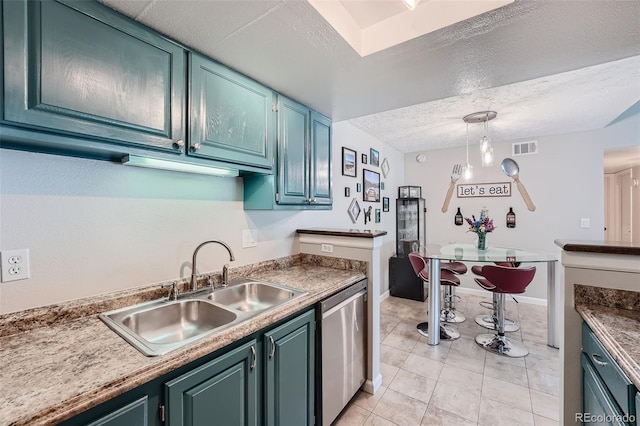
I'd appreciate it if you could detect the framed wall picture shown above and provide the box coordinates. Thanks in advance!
[344,187,350,197]
[361,154,368,164]
[383,197,389,212]
[342,147,357,177]
[363,169,380,202]
[375,208,381,223]
[356,183,361,192]
[370,148,380,167]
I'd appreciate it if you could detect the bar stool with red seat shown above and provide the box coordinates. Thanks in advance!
[408,252,461,341]
[471,262,520,332]
[474,264,536,357]
[440,261,468,323]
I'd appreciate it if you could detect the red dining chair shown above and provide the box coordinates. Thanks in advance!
[408,253,461,340]
[473,265,536,357]
[472,262,520,331]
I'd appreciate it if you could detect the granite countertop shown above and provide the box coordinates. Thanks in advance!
[575,286,640,390]
[555,239,640,256]
[0,255,367,426]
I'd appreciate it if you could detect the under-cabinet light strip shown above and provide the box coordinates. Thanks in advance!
[121,155,239,177]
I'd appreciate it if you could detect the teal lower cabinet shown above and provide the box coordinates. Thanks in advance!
[84,396,149,426]
[581,322,637,425]
[165,340,259,426]
[61,308,315,426]
[263,310,315,426]
[582,353,627,425]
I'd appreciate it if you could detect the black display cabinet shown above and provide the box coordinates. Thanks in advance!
[389,256,427,301]
[389,186,427,301]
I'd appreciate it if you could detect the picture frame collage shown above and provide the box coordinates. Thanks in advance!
[342,146,390,224]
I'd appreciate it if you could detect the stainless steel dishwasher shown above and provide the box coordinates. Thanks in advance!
[317,278,367,426]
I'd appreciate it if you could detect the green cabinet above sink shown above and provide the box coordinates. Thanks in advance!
[243,95,332,210]
[189,53,275,171]
[2,0,185,153]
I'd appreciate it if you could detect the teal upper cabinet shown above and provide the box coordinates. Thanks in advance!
[277,96,310,204]
[243,95,332,209]
[189,53,275,170]
[2,0,185,153]
[165,340,258,426]
[309,111,332,205]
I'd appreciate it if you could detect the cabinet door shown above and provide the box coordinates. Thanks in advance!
[263,310,315,426]
[189,53,274,169]
[165,340,258,426]
[85,396,149,426]
[277,95,310,205]
[2,0,185,152]
[309,112,332,205]
[582,353,626,426]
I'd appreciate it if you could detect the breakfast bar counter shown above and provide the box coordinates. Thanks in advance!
[557,239,640,425]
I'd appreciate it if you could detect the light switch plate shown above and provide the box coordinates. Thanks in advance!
[580,218,590,229]
[242,230,258,248]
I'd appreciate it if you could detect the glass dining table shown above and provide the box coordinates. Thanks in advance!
[416,243,558,347]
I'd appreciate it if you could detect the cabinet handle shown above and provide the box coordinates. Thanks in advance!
[250,346,257,370]
[190,143,201,152]
[172,139,184,150]
[269,336,275,358]
[591,353,608,367]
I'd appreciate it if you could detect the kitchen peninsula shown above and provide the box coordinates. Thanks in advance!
[557,240,640,425]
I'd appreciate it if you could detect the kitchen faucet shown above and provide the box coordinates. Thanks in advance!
[190,240,235,291]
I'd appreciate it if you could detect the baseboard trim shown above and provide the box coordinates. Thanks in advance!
[380,290,390,301]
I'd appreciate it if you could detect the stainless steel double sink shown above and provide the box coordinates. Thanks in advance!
[99,278,306,356]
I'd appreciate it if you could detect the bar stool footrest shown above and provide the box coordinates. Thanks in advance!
[416,322,460,341]
[475,333,528,358]
[474,314,519,332]
[441,310,466,323]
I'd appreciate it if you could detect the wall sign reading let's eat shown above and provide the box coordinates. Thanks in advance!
[457,182,512,198]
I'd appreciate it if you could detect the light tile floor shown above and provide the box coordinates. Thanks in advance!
[334,294,560,426]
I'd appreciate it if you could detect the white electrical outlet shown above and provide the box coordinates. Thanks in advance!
[242,230,258,248]
[580,218,590,229]
[1,249,31,282]
[321,244,334,253]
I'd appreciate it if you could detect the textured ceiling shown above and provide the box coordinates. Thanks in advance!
[99,0,640,155]
[349,56,640,151]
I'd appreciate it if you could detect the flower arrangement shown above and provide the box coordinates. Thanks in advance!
[465,208,495,250]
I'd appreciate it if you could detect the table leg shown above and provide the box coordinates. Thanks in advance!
[547,261,558,348]
[428,258,441,345]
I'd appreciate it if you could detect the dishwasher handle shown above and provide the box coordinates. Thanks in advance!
[322,289,366,319]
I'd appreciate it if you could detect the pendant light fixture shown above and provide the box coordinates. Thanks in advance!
[463,122,473,180]
[463,111,497,168]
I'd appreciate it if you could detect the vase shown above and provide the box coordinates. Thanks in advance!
[477,233,487,251]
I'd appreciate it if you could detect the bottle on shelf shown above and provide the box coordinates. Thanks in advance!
[506,207,516,228]
[454,207,463,226]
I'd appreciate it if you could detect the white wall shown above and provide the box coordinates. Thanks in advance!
[405,128,610,300]
[0,122,403,313]
[331,121,405,297]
